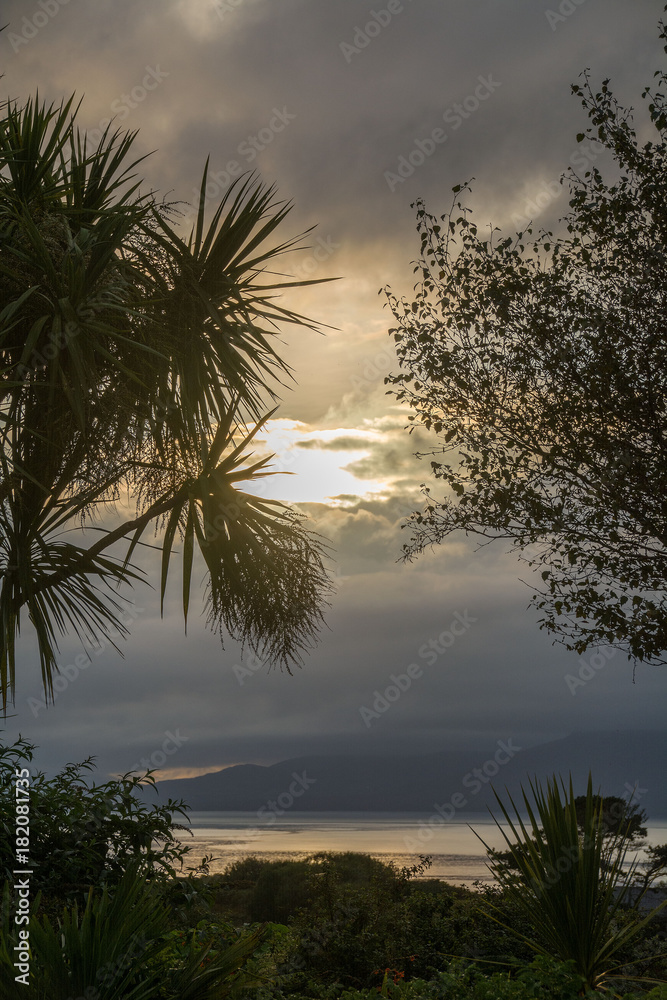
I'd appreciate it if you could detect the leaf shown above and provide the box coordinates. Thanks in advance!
[182,503,196,632]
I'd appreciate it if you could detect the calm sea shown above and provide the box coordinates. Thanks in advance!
[175,813,667,887]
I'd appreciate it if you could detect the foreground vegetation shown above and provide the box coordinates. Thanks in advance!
[0,84,333,711]
[1,738,666,999]
[2,846,666,999]
[385,8,667,667]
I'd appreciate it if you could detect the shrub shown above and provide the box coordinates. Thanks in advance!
[0,864,265,1000]
[249,861,314,923]
[285,854,439,988]
[333,956,585,1000]
[401,882,535,976]
[0,736,193,909]
[479,773,667,992]
[208,853,537,990]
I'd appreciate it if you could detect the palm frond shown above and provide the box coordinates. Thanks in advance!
[0,94,78,205]
[477,773,667,991]
[0,93,335,706]
[149,167,326,424]
[156,404,333,664]
[0,518,144,709]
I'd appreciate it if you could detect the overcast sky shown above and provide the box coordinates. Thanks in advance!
[2,0,666,781]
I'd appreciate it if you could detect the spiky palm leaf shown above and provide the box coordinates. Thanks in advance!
[0,93,333,707]
[0,864,266,999]
[477,774,667,992]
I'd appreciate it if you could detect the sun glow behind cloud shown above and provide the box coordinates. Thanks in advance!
[153,765,230,780]
[240,419,392,505]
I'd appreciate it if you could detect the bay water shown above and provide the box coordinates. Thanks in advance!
[175,812,667,887]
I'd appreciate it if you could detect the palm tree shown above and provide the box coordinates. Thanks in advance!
[0,94,333,708]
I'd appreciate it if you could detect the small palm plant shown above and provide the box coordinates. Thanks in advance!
[0,864,265,999]
[0,94,334,707]
[477,774,667,993]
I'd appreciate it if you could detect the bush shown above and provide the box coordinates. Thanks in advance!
[397,881,535,977]
[0,736,193,909]
[249,861,314,923]
[0,864,265,1000]
[267,956,585,1000]
[283,855,447,988]
[204,853,538,991]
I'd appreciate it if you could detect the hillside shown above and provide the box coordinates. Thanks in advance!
[149,731,667,816]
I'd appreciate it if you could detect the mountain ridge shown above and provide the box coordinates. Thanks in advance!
[148,731,667,816]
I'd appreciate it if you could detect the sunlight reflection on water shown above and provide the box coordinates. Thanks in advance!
[173,812,519,885]
[171,813,667,886]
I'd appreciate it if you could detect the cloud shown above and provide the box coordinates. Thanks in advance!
[296,435,374,451]
[7,539,663,780]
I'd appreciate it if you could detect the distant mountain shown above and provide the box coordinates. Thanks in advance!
[150,731,667,817]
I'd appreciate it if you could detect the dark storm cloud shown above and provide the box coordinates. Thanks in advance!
[5,0,662,247]
[6,485,663,777]
[5,540,663,779]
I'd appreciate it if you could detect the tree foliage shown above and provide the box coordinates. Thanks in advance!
[640,844,667,890]
[573,794,648,846]
[384,11,667,664]
[0,94,333,706]
[0,736,192,905]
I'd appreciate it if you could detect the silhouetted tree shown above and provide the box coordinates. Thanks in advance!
[0,95,332,706]
[385,10,667,665]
